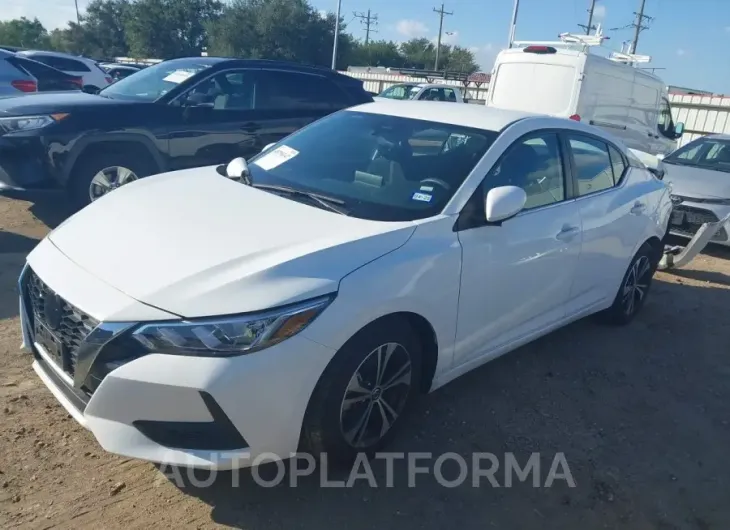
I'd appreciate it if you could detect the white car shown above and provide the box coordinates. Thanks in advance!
[20,101,672,469]
[376,83,465,103]
[17,50,111,91]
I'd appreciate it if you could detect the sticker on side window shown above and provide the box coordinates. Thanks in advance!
[253,145,300,171]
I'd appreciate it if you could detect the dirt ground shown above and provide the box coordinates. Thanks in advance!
[1,195,730,530]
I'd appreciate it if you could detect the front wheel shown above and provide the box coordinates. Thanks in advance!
[598,243,656,325]
[300,317,422,464]
[68,152,153,209]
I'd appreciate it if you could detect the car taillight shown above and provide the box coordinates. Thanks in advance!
[72,77,83,88]
[569,114,581,121]
[11,79,37,93]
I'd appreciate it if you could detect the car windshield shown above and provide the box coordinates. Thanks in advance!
[379,84,420,100]
[246,111,497,221]
[664,137,730,173]
[99,60,213,101]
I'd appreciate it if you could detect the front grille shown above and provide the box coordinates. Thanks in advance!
[670,205,728,241]
[24,268,99,376]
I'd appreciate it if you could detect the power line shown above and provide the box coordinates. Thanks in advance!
[433,3,453,70]
[353,9,378,45]
[578,0,599,35]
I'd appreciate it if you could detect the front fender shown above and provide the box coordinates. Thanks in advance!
[60,131,166,184]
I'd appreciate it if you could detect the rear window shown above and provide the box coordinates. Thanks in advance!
[7,57,67,80]
[490,62,576,115]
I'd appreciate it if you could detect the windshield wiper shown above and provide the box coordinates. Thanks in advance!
[251,183,349,215]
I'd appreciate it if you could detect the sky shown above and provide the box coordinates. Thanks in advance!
[3,0,730,93]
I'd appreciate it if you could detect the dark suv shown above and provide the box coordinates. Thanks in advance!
[0,57,372,207]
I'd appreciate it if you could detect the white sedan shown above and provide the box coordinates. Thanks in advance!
[20,101,672,469]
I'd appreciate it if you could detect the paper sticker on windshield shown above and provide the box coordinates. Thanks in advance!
[163,70,195,84]
[411,192,433,203]
[253,145,299,171]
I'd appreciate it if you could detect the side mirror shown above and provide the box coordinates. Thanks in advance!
[225,157,251,184]
[674,122,685,138]
[82,85,99,95]
[485,185,527,223]
[647,166,665,180]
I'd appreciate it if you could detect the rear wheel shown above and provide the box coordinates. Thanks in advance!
[68,151,154,209]
[300,317,422,464]
[598,243,656,325]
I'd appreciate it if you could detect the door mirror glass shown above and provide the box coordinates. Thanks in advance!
[485,185,527,222]
[225,157,251,184]
[674,122,685,137]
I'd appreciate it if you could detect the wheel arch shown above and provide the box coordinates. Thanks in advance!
[62,134,165,185]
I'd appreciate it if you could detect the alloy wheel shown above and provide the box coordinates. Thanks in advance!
[622,255,652,316]
[339,342,413,449]
[88,166,139,201]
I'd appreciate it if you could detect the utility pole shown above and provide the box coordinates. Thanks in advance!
[353,9,378,45]
[630,0,653,54]
[331,0,342,70]
[578,0,598,34]
[74,0,81,24]
[433,3,453,70]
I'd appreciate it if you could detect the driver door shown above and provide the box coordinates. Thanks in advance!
[453,131,583,366]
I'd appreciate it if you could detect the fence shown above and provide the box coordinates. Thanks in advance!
[668,94,730,147]
[340,70,490,103]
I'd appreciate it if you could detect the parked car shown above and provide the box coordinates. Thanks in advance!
[487,36,685,158]
[17,50,112,92]
[376,82,465,102]
[100,64,140,82]
[0,57,372,206]
[660,134,730,247]
[1,49,82,95]
[20,101,672,469]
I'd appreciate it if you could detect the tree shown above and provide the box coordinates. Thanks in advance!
[207,0,348,68]
[0,17,50,49]
[83,0,131,58]
[442,46,479,74]
[125,0,222,58]
[349,40,405,68]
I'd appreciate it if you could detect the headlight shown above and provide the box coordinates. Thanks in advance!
[131,295,334,356]
[0,113,69,134]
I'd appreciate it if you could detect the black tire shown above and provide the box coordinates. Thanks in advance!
[68,151,154,209]
[300,316,422,464]
[597,243,656,326]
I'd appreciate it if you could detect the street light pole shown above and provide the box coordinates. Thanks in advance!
[75,0,81,24]
[331,0,342,70]
[507,0,519,48]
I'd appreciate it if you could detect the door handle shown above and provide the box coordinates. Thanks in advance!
[240,122,260,132]
[630,201,646,215]
[556,225,580,240]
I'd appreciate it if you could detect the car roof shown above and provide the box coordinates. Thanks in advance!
[705,133,730,141]
[348,100,537,130]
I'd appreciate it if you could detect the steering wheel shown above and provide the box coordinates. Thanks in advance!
[419,178,451,192]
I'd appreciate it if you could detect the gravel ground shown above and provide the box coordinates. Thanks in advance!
[1,195,730,530]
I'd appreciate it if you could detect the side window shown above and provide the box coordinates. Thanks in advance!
[33,55,90,72]
[568,136,614,196]
[258,71,349,111]
[182,70,258,110]
[608,146,627,185]
[657,98,675,137]
[443,88,457,102]
[483,133,565,210]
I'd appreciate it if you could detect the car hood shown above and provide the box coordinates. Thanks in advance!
[663,163,730,199]
[0,91,133,115]
[46,167,416,318]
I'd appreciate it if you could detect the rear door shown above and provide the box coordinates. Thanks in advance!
[564,133,643,312]
[488,50,580,117]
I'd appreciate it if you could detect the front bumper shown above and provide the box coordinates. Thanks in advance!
[20,254,337,469]
[668,200,730,247]
[0,135,61,195]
